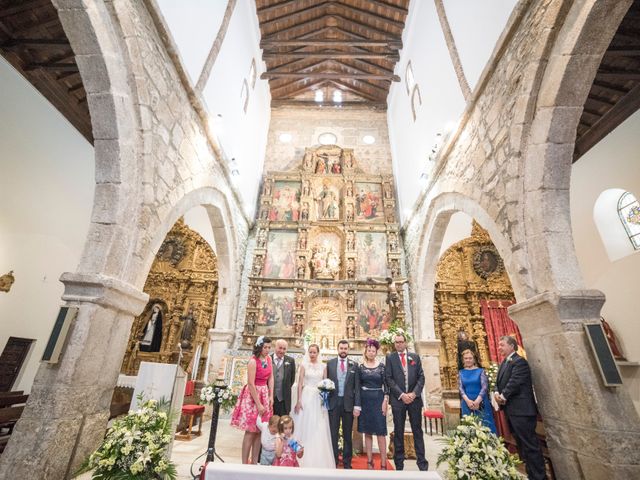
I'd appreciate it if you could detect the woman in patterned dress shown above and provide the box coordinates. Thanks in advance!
[231,336,274,463]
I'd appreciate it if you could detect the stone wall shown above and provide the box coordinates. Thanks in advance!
[265,106,393,174]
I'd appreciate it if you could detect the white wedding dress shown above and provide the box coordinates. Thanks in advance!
[292,360,335,469]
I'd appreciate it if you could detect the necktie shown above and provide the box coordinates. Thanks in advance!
[340,358,345,372]
[400,352,406,368]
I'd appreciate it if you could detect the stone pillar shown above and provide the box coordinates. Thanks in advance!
[206,328,235,382]
[509,290,640,480]
[415,339,442,409]
[0,273,148,479]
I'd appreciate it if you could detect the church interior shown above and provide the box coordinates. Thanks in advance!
[0,0,639,478]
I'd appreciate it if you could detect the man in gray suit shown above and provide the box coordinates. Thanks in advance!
[327,339,361,469]
[271,339,296,416]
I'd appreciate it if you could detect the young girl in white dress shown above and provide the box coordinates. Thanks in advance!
[292,344,335,468]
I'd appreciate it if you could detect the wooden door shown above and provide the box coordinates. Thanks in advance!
[0,337,34,392]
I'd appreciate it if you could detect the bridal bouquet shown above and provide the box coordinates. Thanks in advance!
[317,378,335,409]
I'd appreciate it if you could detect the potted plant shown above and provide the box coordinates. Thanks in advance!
[437,415,520,479]
[78,396,177,479]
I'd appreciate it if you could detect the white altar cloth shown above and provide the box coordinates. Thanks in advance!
[205,462,442,480]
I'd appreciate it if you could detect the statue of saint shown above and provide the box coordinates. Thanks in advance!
[368,277,408,321]
[601,317,626,360]
[347,319,356,339]
[139,303,163,352]
[346,290,356,310]
[180,308,196,349]
[257,229,267,248]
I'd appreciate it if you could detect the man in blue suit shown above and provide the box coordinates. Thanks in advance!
[385,333,428,471]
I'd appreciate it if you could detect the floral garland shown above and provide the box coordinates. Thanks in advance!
[200,384,238,413]
[437,415,520,480]
[78,397,177,479]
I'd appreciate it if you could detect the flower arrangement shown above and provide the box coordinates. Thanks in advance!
[303,328,314,346]
[486,362,499,393]
[437,415,520,480]
[317,378,335,409]
[380,320,413,350]
[78,396,177,479]
[200,384,238,413]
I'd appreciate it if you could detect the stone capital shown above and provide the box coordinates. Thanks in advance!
[60,272,148,317]
[508,289,605,335]
[208,328,235,345]
[414,339,441,356]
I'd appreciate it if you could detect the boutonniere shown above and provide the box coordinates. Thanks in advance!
[284,362,290,366]
[409,359,417,366]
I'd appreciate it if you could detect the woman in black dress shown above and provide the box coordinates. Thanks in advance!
[357,338,388,470]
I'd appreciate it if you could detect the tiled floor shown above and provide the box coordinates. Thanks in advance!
[170,417,449,479]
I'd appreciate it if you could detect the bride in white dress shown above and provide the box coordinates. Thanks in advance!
[292,344,335,468]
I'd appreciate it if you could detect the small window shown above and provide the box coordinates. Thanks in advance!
[241,78,249,113]
[405,61,415,95]
[249,58,257,89]
[411,85,422,122]
[618,191,640,249]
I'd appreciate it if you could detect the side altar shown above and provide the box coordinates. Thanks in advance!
[242,145,405,352]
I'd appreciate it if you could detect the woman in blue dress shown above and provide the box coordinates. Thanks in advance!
[357,339,388,470]
[458,349,497,433]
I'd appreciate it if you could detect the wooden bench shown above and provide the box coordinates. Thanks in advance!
[0,393,28,454]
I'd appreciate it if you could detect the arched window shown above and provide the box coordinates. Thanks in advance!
[240,78,249,113]
[249,58,257,89]
[411,84,422,122]
[405,61,415,95]
[617,191,640,249]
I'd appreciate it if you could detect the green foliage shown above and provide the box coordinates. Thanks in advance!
[437,415,520,480]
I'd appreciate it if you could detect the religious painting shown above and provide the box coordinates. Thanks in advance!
[312,178,342,221]
[308,231,342,279]
[269,181,300,222]
[472,247,503,279]
[356,232,387,279]
[356,292,391,334]
[257,289,295,328]
[354,182,383,222]
[313,145,343,174]
[263,231,297,279]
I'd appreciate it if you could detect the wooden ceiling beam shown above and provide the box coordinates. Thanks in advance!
[326,79,383,102]
[596,71,640,80]
[585,93,616,108]
[263,52,399,60]
[262,71,398,81]
[332,14,395,40]
[334,2,405,31]
[12,16,61,36]
[257,0,312,16]
[261,40,402,49]
[271,99,385,108]
[259,2,330,31]
[575,82,640,161]
[356,0,408,17]
[592,80,629,96]
[1,38,70,47]
[604,47,640,56]
[272,78,327,97]
[261,15,328,41]
[24,62,78,72]
[0,0,51,19]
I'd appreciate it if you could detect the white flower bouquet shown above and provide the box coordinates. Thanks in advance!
[317,378,335,409]
[437,415,520,480]
[78,396,177,479]
[380,320,413,350]
[200,384,238,413]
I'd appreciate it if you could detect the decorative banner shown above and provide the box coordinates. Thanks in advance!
[356,292,391,334]
[269,181,301,221]
[263,231,297,279]
[354,182,383,222]
[356,232,387,279]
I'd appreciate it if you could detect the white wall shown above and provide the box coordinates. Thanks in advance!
[201,0,271,217]
[183,205,216,252]
[570,109,640,411]
[439,211,473,257]
[0,58,94,393]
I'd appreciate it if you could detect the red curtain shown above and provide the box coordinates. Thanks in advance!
[480,299,522,445]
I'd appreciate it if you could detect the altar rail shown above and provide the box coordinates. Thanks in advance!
[205,463,442,479]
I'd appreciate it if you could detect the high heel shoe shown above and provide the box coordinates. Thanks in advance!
[367,459,374,470]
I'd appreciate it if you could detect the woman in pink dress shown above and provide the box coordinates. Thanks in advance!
[231,336,274,464]
[273,415,304,467]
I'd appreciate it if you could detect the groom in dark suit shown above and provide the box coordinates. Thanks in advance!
[385,333,428,471]
[494,335,546,480]
[271,339,296,416]
[327,339,361,469]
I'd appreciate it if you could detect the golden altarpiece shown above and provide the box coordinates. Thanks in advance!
[121,219,218,379]
[434,222,515,393]
[242,145,404,352]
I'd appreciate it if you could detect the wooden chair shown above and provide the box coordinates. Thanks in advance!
[176,404,205,441]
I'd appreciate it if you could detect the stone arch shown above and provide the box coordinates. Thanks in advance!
[522,0,634,293]
[142,186,240,332]
[411,192,525,342]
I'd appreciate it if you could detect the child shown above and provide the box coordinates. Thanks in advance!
[273,415,304,467]
[256,414,280,465]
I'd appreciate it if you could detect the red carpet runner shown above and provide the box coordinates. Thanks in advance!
[348,453,394,470]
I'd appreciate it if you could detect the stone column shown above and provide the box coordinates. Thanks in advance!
[509,290,640,480]
[0,273,148,479]
[415,339,442,409]
[206,328,235,382]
